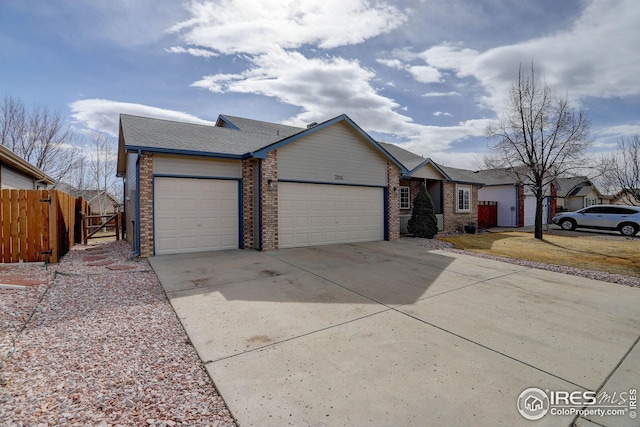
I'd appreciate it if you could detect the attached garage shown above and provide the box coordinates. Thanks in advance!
[279,183,384,249]
[523,196,548,226]
[154,177,239,255]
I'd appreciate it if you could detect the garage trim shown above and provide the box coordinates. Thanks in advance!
[152,174,244,255]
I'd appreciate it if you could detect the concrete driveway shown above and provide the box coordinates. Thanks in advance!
[149,240,640,427]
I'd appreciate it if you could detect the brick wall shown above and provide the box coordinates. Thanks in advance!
[549,182,557,219]
[442,182,479,233]
[242,159,254,249]
[138,153,154,257]
[259,151,278,251]
[387,162,400,240]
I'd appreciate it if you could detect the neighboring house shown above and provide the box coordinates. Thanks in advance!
[378,142,483,234]
[55,183,121,214]
[0,145,54,189]
[611,189,640,206]
[117,113,405,257]
[555,176,611,211]
[475,168,554,227]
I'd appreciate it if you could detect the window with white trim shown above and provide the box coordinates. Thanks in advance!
[400,186,410,209]
[456,184,471,212]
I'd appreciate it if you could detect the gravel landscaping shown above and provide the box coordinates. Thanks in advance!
[1,240,236,427]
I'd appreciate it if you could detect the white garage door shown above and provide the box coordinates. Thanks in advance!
[524,197,547,226]
[154,177,238,255]
[279,182,384,249]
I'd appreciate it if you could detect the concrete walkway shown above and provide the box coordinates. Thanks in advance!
[149,240,640,427]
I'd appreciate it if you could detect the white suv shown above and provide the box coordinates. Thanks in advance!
[552,205,640,236]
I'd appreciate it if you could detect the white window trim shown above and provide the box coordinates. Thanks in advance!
[400,186,410,209]
[456,184,472,213]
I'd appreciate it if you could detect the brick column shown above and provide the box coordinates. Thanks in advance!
[549,182,557,219]
[138,153,154,257]
[518,185,525,227]
[386,162,400,240]
[260,151,278,251]
[242,159,254,249]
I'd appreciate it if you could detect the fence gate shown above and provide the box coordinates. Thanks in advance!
[478,201,498,229]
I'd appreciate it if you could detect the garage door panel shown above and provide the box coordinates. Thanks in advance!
[279,183,384,249]
[155,178,239,255]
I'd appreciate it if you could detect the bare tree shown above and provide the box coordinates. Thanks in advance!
[485,64,592,239]
[88,132,119,215]
[598,135,640,206]
[0,95,79,183]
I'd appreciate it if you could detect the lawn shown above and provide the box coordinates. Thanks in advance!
[439,232,640,277]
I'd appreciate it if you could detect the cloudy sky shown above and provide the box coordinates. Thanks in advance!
[1,0,639,168]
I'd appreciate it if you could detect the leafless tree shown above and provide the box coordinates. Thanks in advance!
[598,135,640,206]
[485,64,592,239]
[89,132,119,215]
[0,95,79,183]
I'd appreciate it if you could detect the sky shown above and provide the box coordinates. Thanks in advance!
[1,0,639,169]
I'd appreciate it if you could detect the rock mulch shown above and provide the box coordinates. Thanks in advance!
[0,240,236,427]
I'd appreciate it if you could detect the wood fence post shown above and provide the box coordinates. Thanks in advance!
[49,190,58,263]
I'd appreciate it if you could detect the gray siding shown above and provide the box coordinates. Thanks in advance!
[1,165,34,189]
[153,155,241,178]
[278,122,387,186]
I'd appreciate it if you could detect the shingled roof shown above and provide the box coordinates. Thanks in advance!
[217,115,304,138]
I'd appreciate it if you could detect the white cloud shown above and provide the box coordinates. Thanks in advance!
[69,99,216,136]
[433,111,453,117]
[407,65,443,83]
[413,0,640,112]
[376,58,405,69]
[422,91,461,97]
[165,46,218,58]
[168,0,406,55]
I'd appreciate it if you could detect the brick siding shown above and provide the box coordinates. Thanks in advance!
[242,159,255,249]
[259,151,278,251]
[442,182,479,233]
[138,153,154,257]
[387,162,400,240]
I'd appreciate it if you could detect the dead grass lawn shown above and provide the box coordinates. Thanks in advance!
[439,232,640,277]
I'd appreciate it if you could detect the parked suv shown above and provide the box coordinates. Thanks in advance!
[552,205,640,236]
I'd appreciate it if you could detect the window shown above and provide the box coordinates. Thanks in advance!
[456,185,471,212]
[400,186,410,209]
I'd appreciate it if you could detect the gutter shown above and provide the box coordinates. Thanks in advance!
[133,150,141,257]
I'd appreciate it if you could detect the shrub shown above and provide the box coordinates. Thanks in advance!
[407,184,439,238]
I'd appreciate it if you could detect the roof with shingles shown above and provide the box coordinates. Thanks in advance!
[379,142,483,184]
[555,176,592,197]
[218,115,304,138]
[119,114,280,157]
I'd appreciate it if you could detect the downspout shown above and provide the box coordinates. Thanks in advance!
[133,150,141,256]
[514,184,520,227]
[257,160,263,251]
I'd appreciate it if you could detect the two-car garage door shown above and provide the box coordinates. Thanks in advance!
[278,183,384,249]
[154,177,238,255]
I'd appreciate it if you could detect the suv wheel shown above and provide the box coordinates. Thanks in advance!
[559,219,576,231]
[619,223,639,237]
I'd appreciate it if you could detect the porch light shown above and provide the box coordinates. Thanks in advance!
[393,186,399,195]
[268,179,275,190]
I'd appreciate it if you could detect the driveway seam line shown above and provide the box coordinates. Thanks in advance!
[203,307,394,365]
[393,309,589,390]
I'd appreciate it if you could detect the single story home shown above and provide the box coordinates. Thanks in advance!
[0,145,54,190]
[378,143,482,233]
[55,184,121,214]
[555,176,611,211]
[117,113,405,256]
[475,168,554,227]
[610,189,638,206]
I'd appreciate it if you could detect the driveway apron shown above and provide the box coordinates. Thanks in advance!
[149,241,640,427]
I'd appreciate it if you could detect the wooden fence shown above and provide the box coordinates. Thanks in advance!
[0,189,91,263]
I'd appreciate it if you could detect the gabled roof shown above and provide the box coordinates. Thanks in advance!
[555,176,593,198]
[119,114,280,158]
[56,183,120,204]
[379,142,483,184]
[0,144,55,185]
[470,168,522,186]
[118,113,404,173]
[217,115,303,138]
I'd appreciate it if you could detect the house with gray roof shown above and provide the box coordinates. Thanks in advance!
[0,145,54,190]
[379,142,483,233]
[555,176,610,211]
[117,113,405,257]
